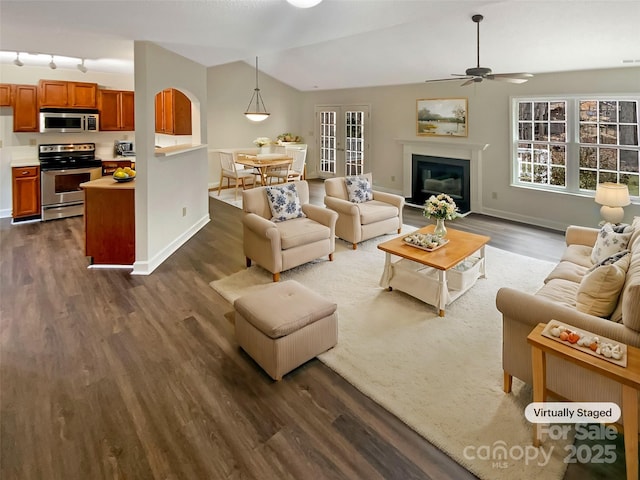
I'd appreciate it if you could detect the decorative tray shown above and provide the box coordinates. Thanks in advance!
[403,233,449,252]
[541,320,627,367]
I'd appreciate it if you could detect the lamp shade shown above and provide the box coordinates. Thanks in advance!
[595,182,630,207]
[286,0,322,7]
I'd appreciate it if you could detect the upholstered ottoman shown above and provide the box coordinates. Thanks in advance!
[234,280,338,380]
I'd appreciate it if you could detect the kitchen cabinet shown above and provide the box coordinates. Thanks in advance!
[0,84,11,106]
[155,88,191,135]
[99,89,135,131]
[12,166,41,220]
[12,85,39,132]
[81,177,135,265]
[39,80,98,108]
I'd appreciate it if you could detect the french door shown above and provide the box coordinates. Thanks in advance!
[315,104,370,178]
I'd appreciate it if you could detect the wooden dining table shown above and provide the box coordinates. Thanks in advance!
[236,154,293,185]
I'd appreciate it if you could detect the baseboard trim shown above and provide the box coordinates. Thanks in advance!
[131,214,211,275]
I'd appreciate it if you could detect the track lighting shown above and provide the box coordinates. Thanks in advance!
[244,56,270,122]
[49,55,57,70]
[77,58,87,73]
[13,52,23,67]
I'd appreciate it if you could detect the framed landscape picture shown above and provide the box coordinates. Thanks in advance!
[416,98,468,137]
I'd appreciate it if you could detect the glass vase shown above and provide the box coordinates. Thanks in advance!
[434,218,447,238]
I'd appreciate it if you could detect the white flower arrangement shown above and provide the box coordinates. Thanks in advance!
[253,137,272,147]
[423,193,459,220]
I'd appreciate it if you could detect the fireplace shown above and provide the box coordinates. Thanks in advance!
[411,155,470,213]
[399,139,489,214]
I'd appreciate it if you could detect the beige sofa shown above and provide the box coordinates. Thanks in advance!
[324,173,404,249]
[242,180,338,282]
[497,217,640,423]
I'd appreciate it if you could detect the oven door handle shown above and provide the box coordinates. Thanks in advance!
[42,167,102,175]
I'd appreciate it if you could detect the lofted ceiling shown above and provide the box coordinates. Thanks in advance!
[1,0,639,91]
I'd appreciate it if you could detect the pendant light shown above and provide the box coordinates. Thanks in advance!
[49,55,57,70]
[13,52,24,67]
[244,56,270,122]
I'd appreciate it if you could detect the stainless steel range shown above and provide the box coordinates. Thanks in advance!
[39,143,102,221]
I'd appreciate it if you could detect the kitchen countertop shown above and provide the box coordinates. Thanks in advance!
[11,159,40,168]
[102,156,136,162]
[80,177,135,189]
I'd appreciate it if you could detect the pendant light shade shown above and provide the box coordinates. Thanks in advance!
[49,55,57,70]
[77,58,87,73]
[13,52,24,67]
[244,56,270,122]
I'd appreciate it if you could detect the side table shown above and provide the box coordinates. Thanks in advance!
[527,323,640,480]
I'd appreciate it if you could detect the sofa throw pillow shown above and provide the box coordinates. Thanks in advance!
[265,184,306,222]
[587,249,630,272]
[576,254,631,318]
[345,176,373,203]
[590,223,633,264]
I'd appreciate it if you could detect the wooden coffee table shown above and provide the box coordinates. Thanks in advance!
[377,225,490,316]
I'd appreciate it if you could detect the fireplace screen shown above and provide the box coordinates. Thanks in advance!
[412,155,470,213]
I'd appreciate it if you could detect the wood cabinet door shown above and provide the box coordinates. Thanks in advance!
[70,82,97,108]
[12,167,40,218]
[99,90,120,130]
[0,84,11,106]
[13,85,38,132]
[155,91,165,133]
[120,91,135,131]
[39,80,68,107]
[172,89,192,135]
[163,89,174,134]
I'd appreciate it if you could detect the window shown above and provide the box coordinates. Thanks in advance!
[513,96,640,197]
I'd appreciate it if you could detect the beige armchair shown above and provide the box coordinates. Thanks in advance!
[242,180,338,282]
[324,173,404,249]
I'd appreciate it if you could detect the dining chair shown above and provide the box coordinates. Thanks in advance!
[266,149,305,184]
[217,151,256,199]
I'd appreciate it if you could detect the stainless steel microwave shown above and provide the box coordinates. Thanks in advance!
[39,108,99,133]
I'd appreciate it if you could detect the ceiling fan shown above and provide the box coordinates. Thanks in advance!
[425,14,533,87]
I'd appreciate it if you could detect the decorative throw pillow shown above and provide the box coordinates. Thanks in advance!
[590,223,633,264]
[265,184,306,222]
[587,249,630,272]
[345,176,373,203]
[576,254,631,318]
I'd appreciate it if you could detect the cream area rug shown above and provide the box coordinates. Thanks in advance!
[210,232,572,480]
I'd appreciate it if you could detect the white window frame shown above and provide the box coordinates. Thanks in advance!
[510,94,640,199]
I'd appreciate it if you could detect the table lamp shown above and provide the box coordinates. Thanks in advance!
[595,182,630,224]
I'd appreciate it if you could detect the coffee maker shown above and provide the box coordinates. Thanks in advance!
[114,140,135,157]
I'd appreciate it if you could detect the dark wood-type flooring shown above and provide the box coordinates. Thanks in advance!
[1,179,618,479]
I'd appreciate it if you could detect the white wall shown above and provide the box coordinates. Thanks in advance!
[132,41,209,275]
[297,67,640,230]
[206,61,304,186]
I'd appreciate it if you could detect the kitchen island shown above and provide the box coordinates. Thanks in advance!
[80,176,135,267]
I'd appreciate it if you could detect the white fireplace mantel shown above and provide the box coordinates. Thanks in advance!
[397,138,490,212]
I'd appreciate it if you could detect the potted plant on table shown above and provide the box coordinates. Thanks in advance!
[423,193,459,238]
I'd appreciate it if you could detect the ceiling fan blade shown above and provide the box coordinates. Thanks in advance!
[486,75,530,84]
[424,76,471,83]
[460,78,479,87]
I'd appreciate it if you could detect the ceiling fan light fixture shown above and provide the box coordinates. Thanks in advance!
[13,52,24,67]
[49,55,57,70]
[244,56,270,122]
[77,58,87,73]
[286,0,323,8]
